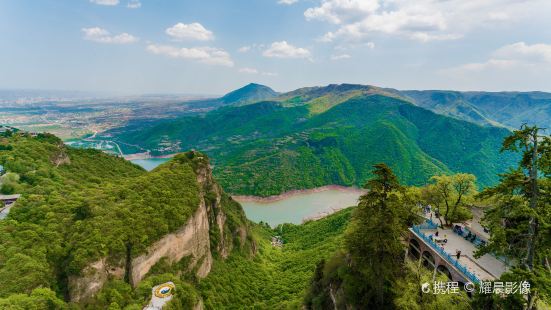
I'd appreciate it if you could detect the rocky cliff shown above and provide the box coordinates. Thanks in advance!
[68,151,253,303]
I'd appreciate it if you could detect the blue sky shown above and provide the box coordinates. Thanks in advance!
[1,0,551,94]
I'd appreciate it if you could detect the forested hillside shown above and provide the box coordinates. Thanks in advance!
[0,131,252,308]
[112,93,517,196]
[403,90,551,129]
[198,208,354,308]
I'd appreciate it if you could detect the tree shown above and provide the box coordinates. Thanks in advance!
[477,125,551,309]
[343,163,410,308]
[394,261,470,310]
[0,172,20,194]
[422,174,477,227]
[0,288,67,309]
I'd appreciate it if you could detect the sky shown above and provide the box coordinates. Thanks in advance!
[1,0,551,95]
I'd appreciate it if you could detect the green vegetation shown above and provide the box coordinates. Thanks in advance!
[403,90,551,129]
[475,125,551,309]
[0,172,21,194]
[0,123,547,309]
[220,83,278,106]
[0,132,248,308]
[195,207,353,309]
[420,173,477,227]
[113,92,517,196]
[304,164,470,309]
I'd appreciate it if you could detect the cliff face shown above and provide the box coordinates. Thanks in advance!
[68,152,252,303]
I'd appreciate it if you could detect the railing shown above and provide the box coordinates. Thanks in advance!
[412,224,481,284]
[416,218,439,230]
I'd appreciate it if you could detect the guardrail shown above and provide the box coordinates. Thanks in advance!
[416,218,439,230]
[412,224,481,284]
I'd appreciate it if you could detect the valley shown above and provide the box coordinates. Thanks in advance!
[110,85,522,196]
[0,83,550,309]
[3,1,551,308]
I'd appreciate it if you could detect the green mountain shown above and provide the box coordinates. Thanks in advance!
[403,90,551,129]
[0,130,355,309]
[220,83,278,105]
[0,131,253,307]
[112,87,517,196]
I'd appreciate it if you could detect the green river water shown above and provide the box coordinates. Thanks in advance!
[132,158,362,226]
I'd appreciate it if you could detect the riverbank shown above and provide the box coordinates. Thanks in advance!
[232,185,365,203]
[236,185,364,226]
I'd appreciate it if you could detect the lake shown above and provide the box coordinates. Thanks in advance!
[236,187,363,227]
[131,158,363,226]
[131,158,170,171]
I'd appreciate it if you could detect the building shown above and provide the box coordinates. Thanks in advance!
[0,194,21,205]
[0,194,21,220]
[406,213,508,288]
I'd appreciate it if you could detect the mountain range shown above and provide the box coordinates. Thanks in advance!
[110,83,524,196]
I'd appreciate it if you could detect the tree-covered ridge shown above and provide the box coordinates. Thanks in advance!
[221,83,278,106]
[0,132,248,306]
[112,94,517,196]
[403,90,551,129]
[197,208,354,309]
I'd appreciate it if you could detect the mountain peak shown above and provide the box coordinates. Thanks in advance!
[221,83,278,105]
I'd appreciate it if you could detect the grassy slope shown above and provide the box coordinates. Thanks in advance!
[198,208,353,309]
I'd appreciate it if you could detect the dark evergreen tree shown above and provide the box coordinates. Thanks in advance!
[344,163,407,308]
[477,125,551,309]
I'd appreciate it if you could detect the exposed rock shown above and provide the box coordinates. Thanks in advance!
[130,202,212,286]
[68,152,251,303]
[51,150,71,167]
[68,258,125,303]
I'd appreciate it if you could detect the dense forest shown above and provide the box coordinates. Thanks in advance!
[0,131,252,308]
[112,91,517,196]
[0,124,549,309]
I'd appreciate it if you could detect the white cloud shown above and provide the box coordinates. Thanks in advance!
[494,42,551,63]
[239,67,259,74]
[90,0,119,5]
[487,11,509,21]
[146,44,234,67]
[238,44,265,53]
[306,0,550,43]
[238,67,278,76]
[278,0,299,4]
[127,0,141,9]
[166,23,214,41]
[366,42,375,49]
[331,54,351,60]
[305,0,379,24]
[263,41,311,59]
[449,59,519,73]
[82,27,138,44]
[444,42,551,74]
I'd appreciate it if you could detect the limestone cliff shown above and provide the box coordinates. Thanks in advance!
[68,151,253,303]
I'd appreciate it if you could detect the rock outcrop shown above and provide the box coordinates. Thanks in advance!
[68,152,252,303]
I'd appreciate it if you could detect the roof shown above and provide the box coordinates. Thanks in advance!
[0,194,21,200]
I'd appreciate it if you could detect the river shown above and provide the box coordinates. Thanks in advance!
[131,158,363,227]
[235,187,363,226]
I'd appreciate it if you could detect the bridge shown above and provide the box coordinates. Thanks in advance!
[406,218,508,287]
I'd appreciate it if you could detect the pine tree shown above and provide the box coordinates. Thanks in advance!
[477,125,551,309]
[344,163,408,308]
